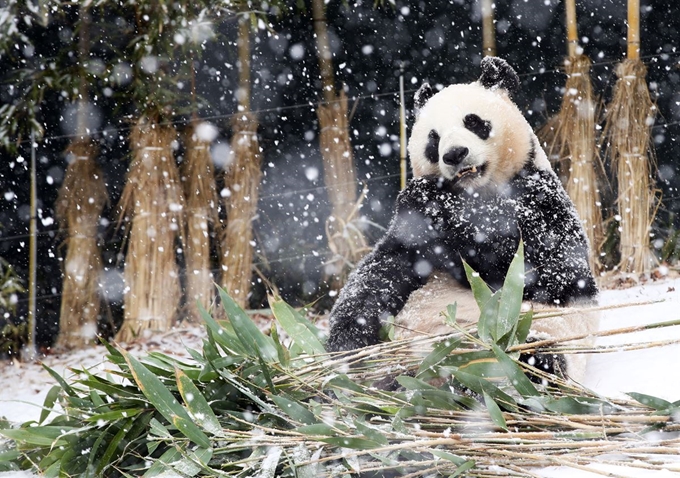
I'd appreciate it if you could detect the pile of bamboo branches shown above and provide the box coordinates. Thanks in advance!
[1,250,679,477]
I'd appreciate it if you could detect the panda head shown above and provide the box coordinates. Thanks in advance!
[408,57,551,190]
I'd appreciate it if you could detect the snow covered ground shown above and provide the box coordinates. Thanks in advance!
[1,277,679,477]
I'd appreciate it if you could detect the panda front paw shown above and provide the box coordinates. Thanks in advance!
[518,337,567,385]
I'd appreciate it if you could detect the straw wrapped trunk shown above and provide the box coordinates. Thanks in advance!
[220,113,261,309]
[539,55,604,273]
[116,118,185,342]
[317,91,369,285]
[312,0,368,288]
[603,59,657,274]
[55,140,107,349]
[182,125,219,321]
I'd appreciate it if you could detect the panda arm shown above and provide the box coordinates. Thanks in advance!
[326,180,445,352]
[519,170,598,305]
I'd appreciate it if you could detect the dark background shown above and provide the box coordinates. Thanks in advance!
[0,0,677,347]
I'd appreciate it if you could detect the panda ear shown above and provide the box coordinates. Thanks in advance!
[414,82,434,113]
[478,57,520,97]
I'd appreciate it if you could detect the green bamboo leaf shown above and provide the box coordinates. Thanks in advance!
[354,419,389,446]
[319,437,381,450]
[544,397,617,415]
[450,460,476,477]
[175,367,222,435]
[198,301,247,356]
[628,392,673,411]
[296,423,342,436]
[445,303,458,327]
[270,326,291,367]
[39,385,61,424]
[431,449,467,466]
[0,426,71,447]
[496,241,525,341]
[483,391,507,430]
[270,295,326,355]
[85,408,144,423]
[397,375,439,391]
[453,370,517,412]
[120,349,211,449]
[463,260,492,308]
[271,395,318,425]
[96,418,131,475]
[218,286,278,362]
[42,364,77,397]
[515,310,533,345]
[491,344,540,398]
[417,337,461,377]
[478,290,501,344]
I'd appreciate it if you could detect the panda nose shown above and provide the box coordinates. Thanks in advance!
[442,147,469,166]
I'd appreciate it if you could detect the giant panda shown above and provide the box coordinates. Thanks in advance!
[326,57,598,382]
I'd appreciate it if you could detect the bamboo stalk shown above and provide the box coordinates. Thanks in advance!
[481,0,496,57]
[565,0,578,58]
[628,0,641,60]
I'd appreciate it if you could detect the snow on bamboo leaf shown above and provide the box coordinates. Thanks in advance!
[120,349,211,449]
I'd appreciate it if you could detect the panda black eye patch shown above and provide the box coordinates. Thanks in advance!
[425,130,440,163]
[464,114,492,140]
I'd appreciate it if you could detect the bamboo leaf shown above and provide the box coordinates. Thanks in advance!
[417,337,461,377]
[627,392,673,411]
[120,349,211,449]
[444,303,457,327]
[270,295,326,356]
[198,301,247,356]
[454,370,517,412]
[496,241,525,341]
[218,286,278,362]
[0,426,71,447]
[483,391,507,430]
[39,385,61,425]
[175,368,222,435]
[271,395,318,425]
[354,419,389,446]
[491,344,540,398]
[319,437,381,450]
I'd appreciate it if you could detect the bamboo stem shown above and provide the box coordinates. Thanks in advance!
[565,0,578,57]
[628,0,640,60]
[481,0,496,57]
[312,0,336,104]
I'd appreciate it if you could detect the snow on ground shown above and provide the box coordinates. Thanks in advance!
[1,278,679,477]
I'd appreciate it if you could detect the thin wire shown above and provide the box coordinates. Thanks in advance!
[10,50,680,147]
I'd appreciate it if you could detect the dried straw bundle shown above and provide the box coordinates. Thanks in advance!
[220,113,261,309]
[539,55,603,273]
[603,59,657,273]
[116,118,185,342]
[317,91,369,286]
[182,126,218,321]
[55,140,107,349]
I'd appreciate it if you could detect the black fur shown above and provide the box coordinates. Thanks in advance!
[326,164,598,352]
[478,57,520,96]
[425,130,440,163]
[463,114,492,140]
[414,82,435,112]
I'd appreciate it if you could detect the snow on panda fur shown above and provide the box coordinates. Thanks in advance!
[326,57,598,382]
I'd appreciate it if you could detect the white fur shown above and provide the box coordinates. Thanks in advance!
[408,82,550,189]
